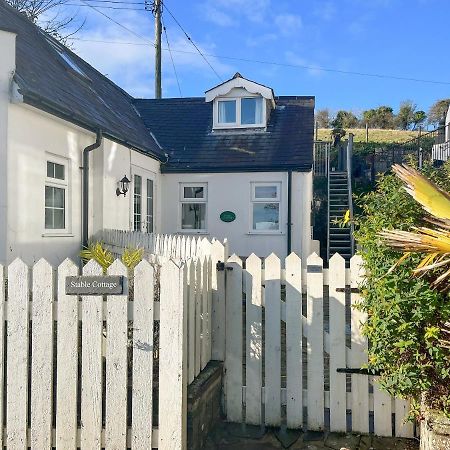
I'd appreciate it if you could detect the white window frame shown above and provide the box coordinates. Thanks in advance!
[214,95,266,129]
[179,183,208,233]
[250,182,282,234]
[44,155,71,236]
[130,166,157,233]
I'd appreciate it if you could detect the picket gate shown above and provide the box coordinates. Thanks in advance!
[0,254,219,449]
[223,252,415,438]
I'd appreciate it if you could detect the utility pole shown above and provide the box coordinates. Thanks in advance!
[153,0,162,99]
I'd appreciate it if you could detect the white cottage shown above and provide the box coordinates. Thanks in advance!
[0,0,314,264]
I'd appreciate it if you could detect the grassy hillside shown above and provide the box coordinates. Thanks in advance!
[316,128,421,143]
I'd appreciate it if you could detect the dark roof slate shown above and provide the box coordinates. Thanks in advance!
[0,0,164,159]
[134,96,315,172]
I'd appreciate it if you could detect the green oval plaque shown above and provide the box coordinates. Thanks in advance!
[220,211,236,223]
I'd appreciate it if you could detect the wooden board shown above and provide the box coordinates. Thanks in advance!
[225,255,243,422]
[285,253,303,429]
[245,254,262,425]
[31,259,54,450]
[306,253,325,430]
[264,253,281,426]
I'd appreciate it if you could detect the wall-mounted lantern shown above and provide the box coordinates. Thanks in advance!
[116,175,130,197]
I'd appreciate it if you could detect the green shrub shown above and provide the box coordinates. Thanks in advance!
[354,162,450,415]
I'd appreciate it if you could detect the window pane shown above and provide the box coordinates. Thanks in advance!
[255,185,277,199]
[182,203,206,230]
[147,179,154,233]
[53,209,65,229]
[183,186,204,199]
[218,100,236,124]
[134,175,142,231]
[53,187,65,208]
[47,162,54,178]
[45,186,53,207]
[253,203,279,230]
[242,97,263,125]
[45,208,53,229]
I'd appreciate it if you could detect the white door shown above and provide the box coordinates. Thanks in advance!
[131,168,156,233]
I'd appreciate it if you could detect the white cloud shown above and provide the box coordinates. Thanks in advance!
[71,12,234,97]
[201,4,236,27]
[274,13,302,36]
[245,32,277,48]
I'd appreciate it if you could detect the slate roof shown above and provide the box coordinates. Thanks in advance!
[134,96,315,173]
[0,0,164,159]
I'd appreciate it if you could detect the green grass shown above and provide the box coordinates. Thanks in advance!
[316,128,421,143]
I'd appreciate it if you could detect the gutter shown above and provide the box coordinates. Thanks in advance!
[287,170,292,255]
[82,130,103,248]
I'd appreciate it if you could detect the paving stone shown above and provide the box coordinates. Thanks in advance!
[273,428,303,448]
[324,432,361,449]
[226,423,266,440]
[303,430,325,441]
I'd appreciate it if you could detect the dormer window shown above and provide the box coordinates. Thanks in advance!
[206,73,275,130]
[216,96,264,128]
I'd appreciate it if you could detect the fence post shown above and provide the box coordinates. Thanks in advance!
[211,240,228,361]
[159,259,187,450]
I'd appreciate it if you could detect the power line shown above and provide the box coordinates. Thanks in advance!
[162,17,182,97]
[67,37,450,86]
[162,2,223,82]
[66,3,143,9]
[78,0,151,41]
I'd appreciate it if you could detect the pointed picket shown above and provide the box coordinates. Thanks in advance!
[56,259,79,449]
[81,259,103,450]
[201,257,209,370]
[31,259,54,450]
[264,253,282,426]
[132,260,154,450]
[349,255,370,434]
[187,260,196,384]
[245,253,263,425]
[105,260,128,449]
[195,258,202,376]
[285,252,303,429]
[7,258,30,450]
[159,260,187,450]
[211,239,227,361]
[180,235,187,260]
[328,253,347,432]
[306,253,324,430]
[225,255,243,422]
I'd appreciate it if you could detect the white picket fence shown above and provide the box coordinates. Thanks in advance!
[96,229,225,261]
[224,252,414,438]
[0,254,220,449]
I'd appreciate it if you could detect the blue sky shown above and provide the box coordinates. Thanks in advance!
[61,0,450,116]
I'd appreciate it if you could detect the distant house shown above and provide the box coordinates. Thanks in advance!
[432,105,450,163]
[0,0,314,264]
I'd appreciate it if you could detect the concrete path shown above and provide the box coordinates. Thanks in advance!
[205,422,419,449]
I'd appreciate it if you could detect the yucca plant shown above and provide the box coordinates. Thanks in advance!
[80,241,114,271]
[379,164,450,290]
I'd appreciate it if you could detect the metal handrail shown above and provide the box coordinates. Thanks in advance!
[347,134,355,257]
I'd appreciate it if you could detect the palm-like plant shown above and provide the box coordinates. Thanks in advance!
[379,164,450,350]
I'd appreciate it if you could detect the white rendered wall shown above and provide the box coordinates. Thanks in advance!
[161,171,312,259]
[6,103,161,264]
[0,30,16,264]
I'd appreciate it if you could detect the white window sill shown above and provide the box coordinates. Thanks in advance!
[247,231,284,235]
[42,232,75,238]
[178,230,209,235]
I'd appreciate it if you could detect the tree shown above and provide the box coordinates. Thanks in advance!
[6,0,83,43]
[412,110,426,130]
[315,109,330,128]
[428,98,450,126]
[362,106,395,129]
[396,100,417,130]
[331,110,359,129]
